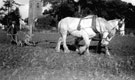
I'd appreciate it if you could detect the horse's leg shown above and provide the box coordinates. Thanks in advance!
[55,37,63,52]
[97,34,102,53]
[97,40,102,53]
[105,45,110,56]
[62,34,70,53]
[85,39,91,55]
[74,37,82,52]
[79,34,91,55]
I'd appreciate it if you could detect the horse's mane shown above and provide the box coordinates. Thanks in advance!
[108,19,120,26]
[84,15,94,18]
[109,19,120,23]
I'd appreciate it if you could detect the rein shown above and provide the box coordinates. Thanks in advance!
[102,19,125,43]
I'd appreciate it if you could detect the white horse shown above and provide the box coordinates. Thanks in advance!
[55,15,125,55]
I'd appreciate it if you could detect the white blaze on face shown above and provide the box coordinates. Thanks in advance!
[119,19,125,36]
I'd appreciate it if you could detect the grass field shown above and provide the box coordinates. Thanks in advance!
[0,29,135,80]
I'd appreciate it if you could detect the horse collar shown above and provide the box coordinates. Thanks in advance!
[77,18,82,30]
[91,15,98,33]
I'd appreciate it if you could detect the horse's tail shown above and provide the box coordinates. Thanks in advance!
[57,19,62,33]
[57,17,69,37]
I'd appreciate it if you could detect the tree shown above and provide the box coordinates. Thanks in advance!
[39,0,135,28]
[0,0,22,44]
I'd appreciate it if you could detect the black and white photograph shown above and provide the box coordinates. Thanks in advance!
[0,0,135,80]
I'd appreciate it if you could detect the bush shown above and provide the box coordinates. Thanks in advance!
[35,14,57,30]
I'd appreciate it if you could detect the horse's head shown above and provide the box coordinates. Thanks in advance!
[109,18,125,36]
[101,18,125,46]
[118,18,125,36]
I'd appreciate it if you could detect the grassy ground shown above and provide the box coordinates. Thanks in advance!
[0,30,135,80]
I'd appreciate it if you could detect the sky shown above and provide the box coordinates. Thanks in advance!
[0,0,29,8]
[1,0,135,9]
[0,0,135,19]
[16,0,134,5]
[14,0,29,19]
[1,0,135,7]
[121,0,135,5]
[14,0,29,5]
[0,0,30,19]
[15,0,135,6]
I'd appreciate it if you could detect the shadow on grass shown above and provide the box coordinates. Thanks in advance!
[59,44,108,55]
[0,30,11,44]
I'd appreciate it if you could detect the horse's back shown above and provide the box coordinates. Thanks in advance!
[58,17,80,30]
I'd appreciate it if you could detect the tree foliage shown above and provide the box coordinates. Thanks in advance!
[0,0,21,30]
[46,0,135,28]
[1,0,134,28]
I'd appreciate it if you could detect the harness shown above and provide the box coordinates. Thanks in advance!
[77,18,82,30]
[91,15,99,33]
[118,21,123,28]
[102,20,124,43]
[76,15,98,33]
[118,20,125,32]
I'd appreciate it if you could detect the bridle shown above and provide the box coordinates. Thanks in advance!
[118,19,124,27]
[101,19,125,45]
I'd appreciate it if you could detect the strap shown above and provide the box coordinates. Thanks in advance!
[91,15,98,33]
[77,15,98,32]
[77,15,93,30]
[77,18,82,30]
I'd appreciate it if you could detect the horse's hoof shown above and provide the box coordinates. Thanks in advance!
[76,49,79,52]
[85,50,91,56]
[78,52,85,55]
[55,47,60,52]
[78,50,85,55]
[56,50,60,53]
[64,50,70,53]
[106,51,111,56]
[55,49,60,53]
